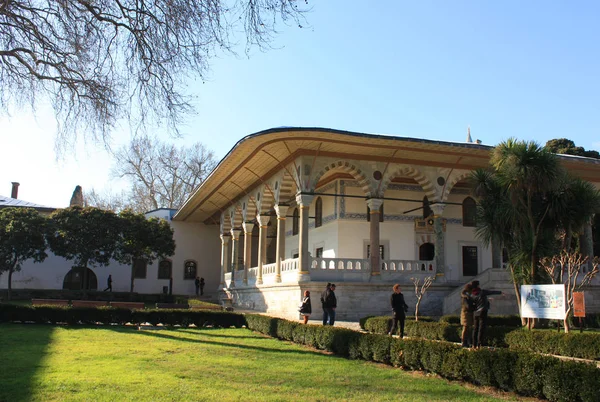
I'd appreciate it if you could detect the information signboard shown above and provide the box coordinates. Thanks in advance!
[573,291,586,318]
[520,284,566,320]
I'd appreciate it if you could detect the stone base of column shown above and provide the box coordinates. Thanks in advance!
[275,274,282,283]
[297,271,311,282]
[257,279,263,285]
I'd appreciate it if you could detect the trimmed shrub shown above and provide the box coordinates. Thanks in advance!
[505,329,600,360]
[0,304,245,328]
[440,314,522,327]
[244,315,600,402]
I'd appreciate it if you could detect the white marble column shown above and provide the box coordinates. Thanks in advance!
[256,214,269,285]
[367,198,384,275]
[431,203,446,277]
[229,229,241,288]
[242,222,254,285]
[219,234,230,288]
[274,205,289,283]
[296,194,314,275]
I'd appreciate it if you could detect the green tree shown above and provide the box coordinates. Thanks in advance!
[0,208,48,300]
[47,207,121,290]
[471,139,600,325]
[545,138,600,159]
[115,210,175,292]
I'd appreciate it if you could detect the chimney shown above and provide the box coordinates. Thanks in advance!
[11,182,20,199]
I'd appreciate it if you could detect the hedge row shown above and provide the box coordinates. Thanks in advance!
[245,314,600,402]
[363,316,515,347]
[363,316,600,360]
[505,330,600,361]
[439,314,523,327]
[0,304,245,328]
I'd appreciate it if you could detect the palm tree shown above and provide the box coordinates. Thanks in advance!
[489,139,563,283]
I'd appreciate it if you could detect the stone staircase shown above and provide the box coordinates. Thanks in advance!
[443,268,519,316]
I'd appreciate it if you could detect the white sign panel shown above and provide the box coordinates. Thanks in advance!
[520,284,566,320]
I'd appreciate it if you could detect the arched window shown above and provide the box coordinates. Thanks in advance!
[184,260,197,280]
[423,196,433,218]
[292,208,299,235]
[462,197,477,227]
[419,243,435,261]
[315,197,323,228]
[367,204,384,222]
[133,259,147,279]
[158,260,172,279]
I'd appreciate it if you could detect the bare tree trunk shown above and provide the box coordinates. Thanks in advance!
[415,298,421,321]
[130,262,135,293]
[508,264,525,326]
[7,266,13,301]
[564,307,572,333]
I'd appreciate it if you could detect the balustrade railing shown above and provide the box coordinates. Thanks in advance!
[381,259,436,272]
[281,258,299,272]
[310,257,370,271]
[262,262,276,275]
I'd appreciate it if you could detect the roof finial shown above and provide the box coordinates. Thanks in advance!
[466,125,472,143]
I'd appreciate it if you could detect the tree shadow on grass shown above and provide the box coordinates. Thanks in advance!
[131,327,329,357]
[175,328,260,340]
[0,323,54,402]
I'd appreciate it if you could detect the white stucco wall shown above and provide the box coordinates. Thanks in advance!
[0,213,221,297]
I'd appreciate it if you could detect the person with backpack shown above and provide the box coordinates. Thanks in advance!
[470,280,503,348]
[460,283,475,347]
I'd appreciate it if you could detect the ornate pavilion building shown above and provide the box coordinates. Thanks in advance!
[174,127,600,320]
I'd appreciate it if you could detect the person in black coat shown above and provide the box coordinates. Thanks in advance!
[470,280,503,348]
[389,284,409,337]
[321,283,337,325]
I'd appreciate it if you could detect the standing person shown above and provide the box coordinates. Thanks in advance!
[471,280,503,348]
[299,290,312,324]
[460,283,475,347]
[321,283,331,325]
[389,284,409,338]
[324,284,337,326]
[199,277,205,296]
[104,275,112,292]
[194,277,200,296]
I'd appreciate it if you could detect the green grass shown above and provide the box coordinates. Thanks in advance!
[0,324,520,402]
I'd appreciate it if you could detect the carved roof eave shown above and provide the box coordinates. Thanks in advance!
[173,127,600,224]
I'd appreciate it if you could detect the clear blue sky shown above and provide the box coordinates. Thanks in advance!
[2,0,599,207]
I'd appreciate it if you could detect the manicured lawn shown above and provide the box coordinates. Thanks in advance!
[0,324,521,401]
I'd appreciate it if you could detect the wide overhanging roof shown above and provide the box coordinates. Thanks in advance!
[174,127,600,223]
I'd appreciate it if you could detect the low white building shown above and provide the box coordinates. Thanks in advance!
[3,128,600,320]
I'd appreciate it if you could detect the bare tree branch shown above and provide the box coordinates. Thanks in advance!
[0,0,309,154]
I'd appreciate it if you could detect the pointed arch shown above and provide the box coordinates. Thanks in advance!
[381,165,437,200]
[312,159,373,196]
[441,170,472,201]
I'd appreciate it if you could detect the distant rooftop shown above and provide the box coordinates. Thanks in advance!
[0,195,56,212]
